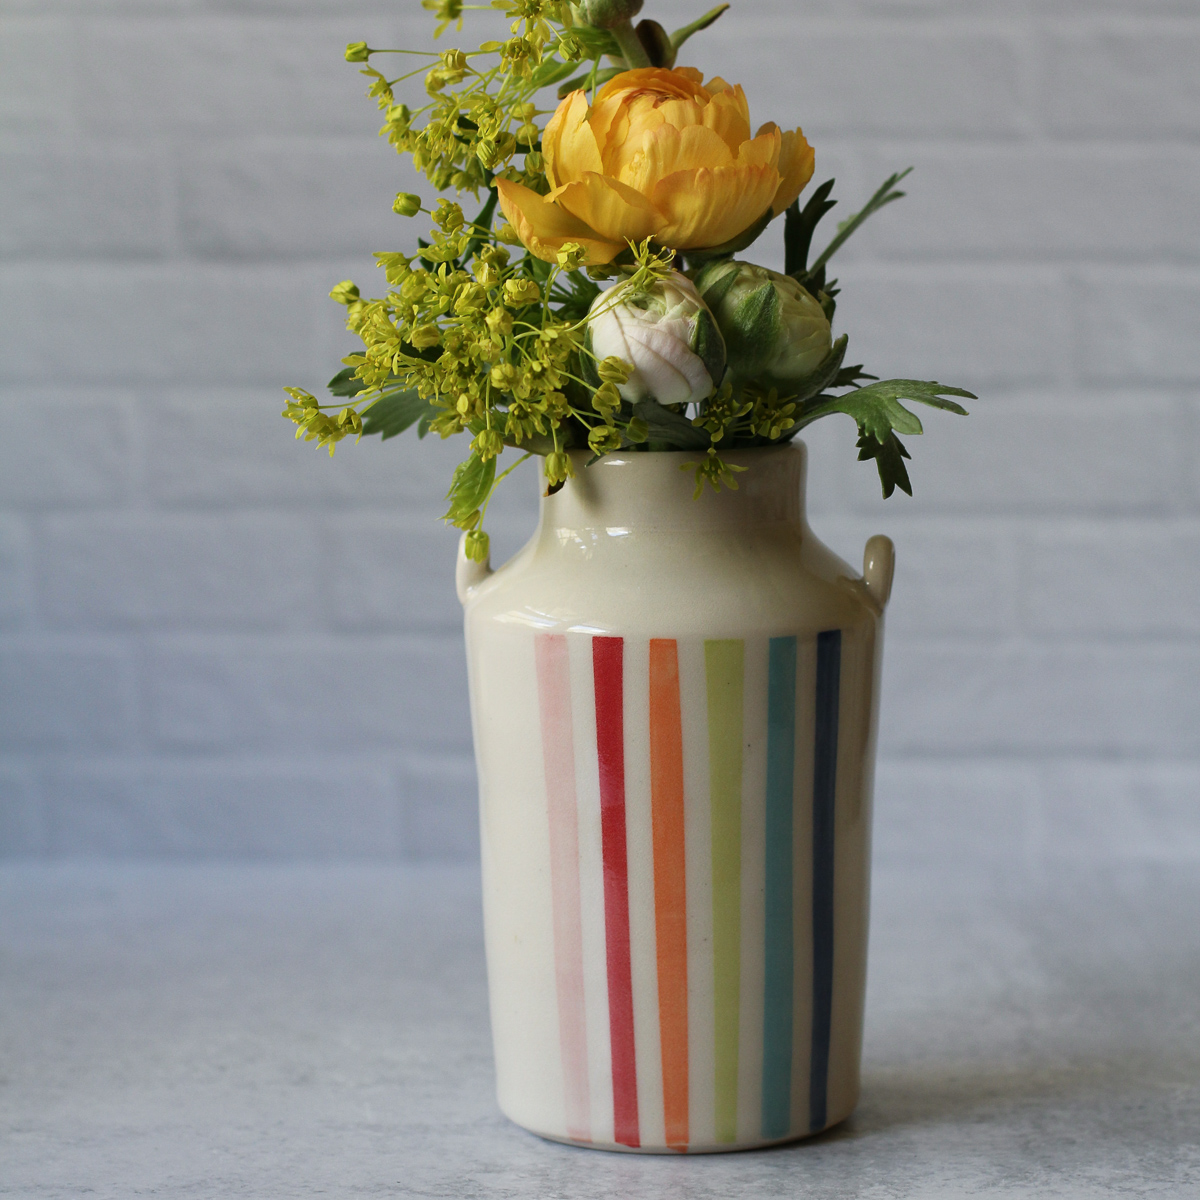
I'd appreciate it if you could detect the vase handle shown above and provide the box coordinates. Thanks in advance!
[862,535,895,609]
[456,532,494,605]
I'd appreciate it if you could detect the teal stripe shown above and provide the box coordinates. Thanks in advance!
[761,636,798,1139]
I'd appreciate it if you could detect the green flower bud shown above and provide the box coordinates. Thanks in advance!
[410,324,442,349]
[464,529,490,562]
[344,42,371,63]
[578,0,644,30]
[693,260,832,384]
[588,424,624,455]
[473,428,504,459]
[328,280,360,305]
[597,356,632,385]
[393,192,422,217]
[433,199,465,233]
[544,450,575,486]
[625,416,649,443]
[504,277,542,307]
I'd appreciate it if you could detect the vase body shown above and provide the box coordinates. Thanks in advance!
[458,444,892,1153]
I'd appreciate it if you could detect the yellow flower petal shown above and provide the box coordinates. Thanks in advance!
[549,172,665,246]
[769,126,816,215]
[618,123,734,195]
[543,89,602,191]
[702,85,753,154]
[651,161,780,249]
[736,124,782,171]
[595,68,706,106]
[494,178,624,264]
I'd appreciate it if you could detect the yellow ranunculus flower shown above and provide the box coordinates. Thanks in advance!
[496,67,815,265]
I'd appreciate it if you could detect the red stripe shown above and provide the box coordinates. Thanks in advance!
[592,635,640,1149]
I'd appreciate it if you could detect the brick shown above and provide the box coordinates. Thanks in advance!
[144,387,471,507]
[144,635,471,752]
[835,392,1186,517]
[0,146,167,258]
[1034,761,1200,863]
[1076,269,1200,384]
[326,515,461,633]
[76,16,423,137]
[398,753,478,862]
[0,643,136,749]
[1023,520,1200,636]
[0,517,31,628]
[40,514,321,630]
[698,22,1025,137]
[0,767,42,857]
[815,515,1018,635]
[0,20,73,136]
[873,758,1041,869]
[178,140,418,260]
[881,642,1200,756]
[0,391,132,505]
[40,759,401,858]
[861,146,1200,261]
[1046,25,1200,137]
[0,265,324,385]
[833,265,1069,392]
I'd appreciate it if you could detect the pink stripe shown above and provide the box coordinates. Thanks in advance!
[534,633,591,1141]
[593,635,640,1148]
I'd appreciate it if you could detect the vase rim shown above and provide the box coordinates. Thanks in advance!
[536,440,808,535]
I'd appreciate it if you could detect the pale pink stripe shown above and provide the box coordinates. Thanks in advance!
[535,632,591,1141]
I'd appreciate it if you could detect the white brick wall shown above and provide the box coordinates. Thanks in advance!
[2,0,1198,862]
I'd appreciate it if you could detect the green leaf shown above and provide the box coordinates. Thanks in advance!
[443,451,496,524]
[529,57,580,92]
[857,432,912,499]
[792,378,972,495]
[797,378,972,440]
[631,398,711,450]
[784,178,836,278]
[669,3,730,49]
[327,366,367,398]
[360,389,436,441]
[833,363,878,389]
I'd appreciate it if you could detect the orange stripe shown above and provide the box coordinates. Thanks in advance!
[649,638,689,1149]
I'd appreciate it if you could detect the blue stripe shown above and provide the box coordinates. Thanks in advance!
[809,628,841,1133]
[761,636,798,1139]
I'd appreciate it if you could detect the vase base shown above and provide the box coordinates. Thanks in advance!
[512,1110,854,1155]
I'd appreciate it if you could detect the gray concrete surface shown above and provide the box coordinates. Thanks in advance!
[2,0,1199,861]
[2,860,1197,1197]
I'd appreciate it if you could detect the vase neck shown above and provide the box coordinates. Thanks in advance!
[536,444,807,536]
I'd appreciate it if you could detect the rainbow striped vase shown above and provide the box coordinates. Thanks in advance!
[456,443,894,1153]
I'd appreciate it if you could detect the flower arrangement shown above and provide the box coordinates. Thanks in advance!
[283,0,972,562]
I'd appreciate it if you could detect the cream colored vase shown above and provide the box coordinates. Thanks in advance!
[456,443,894,1154]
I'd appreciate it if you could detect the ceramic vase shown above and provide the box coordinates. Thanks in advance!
[456,443,893,1153]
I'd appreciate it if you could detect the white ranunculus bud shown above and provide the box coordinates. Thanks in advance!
[693,260,832,384]
[586,270,726,408]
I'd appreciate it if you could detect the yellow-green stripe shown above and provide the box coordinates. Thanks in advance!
[705,638,744,1143]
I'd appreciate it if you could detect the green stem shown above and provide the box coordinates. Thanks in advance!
[804,168,912,282]
[609,20,652,69]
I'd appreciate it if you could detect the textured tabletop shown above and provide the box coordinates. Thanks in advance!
[2,860,1197,1198]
